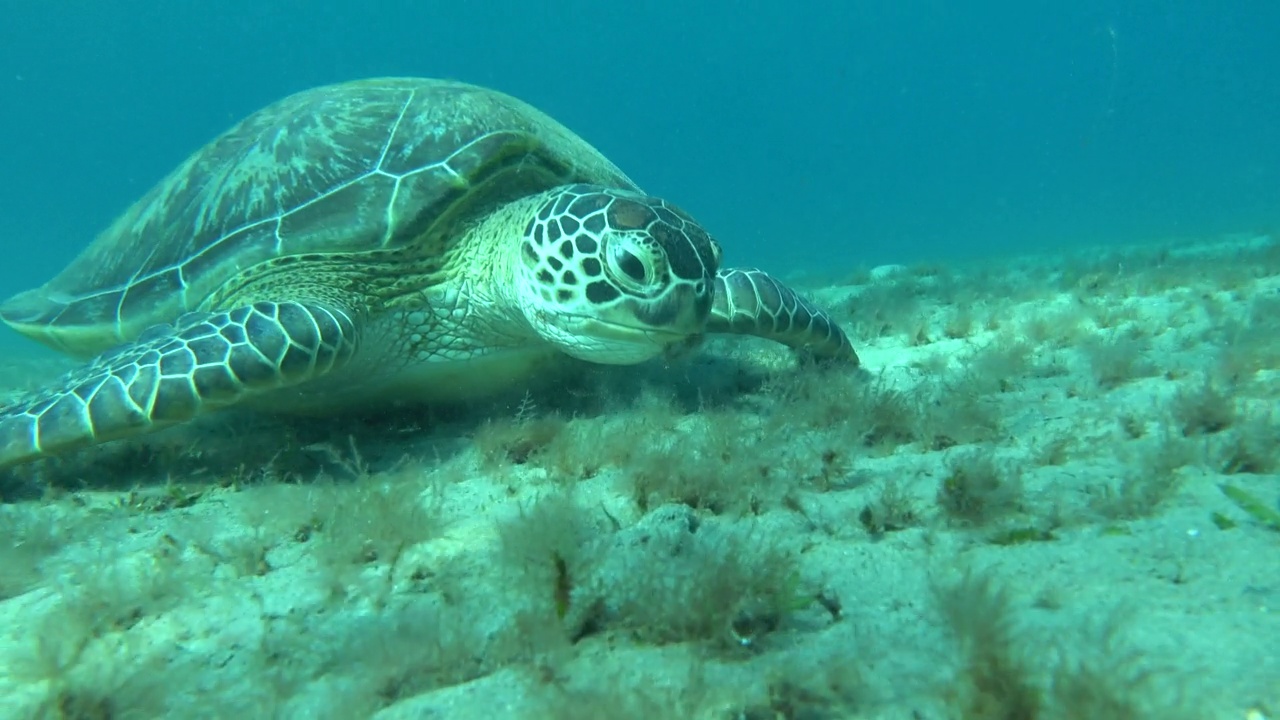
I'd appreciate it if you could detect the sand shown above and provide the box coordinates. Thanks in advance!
[0,233,1276,719]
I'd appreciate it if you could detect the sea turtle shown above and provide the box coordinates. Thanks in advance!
[0,77,857,469]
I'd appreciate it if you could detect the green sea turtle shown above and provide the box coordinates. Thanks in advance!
[0,77,856,469]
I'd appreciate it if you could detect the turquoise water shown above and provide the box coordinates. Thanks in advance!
[1,1,1277,297]
[2,4,1280,716]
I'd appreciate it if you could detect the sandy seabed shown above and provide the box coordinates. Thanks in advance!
[0,233,1277,720]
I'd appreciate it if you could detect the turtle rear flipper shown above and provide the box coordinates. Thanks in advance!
[0,301,358,468]
[706,268,859,364]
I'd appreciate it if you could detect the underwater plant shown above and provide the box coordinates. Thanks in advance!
[858,477,921,536]
[935,568,1206,719]
[936,449,1023,526]
[1080,328,1155,389]
[1168,375,1238,436]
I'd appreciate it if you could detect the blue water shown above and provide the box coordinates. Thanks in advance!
[0,0,1277,301]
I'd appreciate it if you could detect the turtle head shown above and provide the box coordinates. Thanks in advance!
[515,184,722,364]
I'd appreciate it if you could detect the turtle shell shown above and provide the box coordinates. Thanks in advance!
[1,77,636,357]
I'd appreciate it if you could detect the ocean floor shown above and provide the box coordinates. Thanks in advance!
[0,233,1278,719]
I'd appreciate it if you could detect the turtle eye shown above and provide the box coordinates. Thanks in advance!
[616,249,647,282]
[605,236,657,292]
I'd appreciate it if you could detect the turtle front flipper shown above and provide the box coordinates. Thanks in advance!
[706,268,859,365]
[0,301,358,468]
